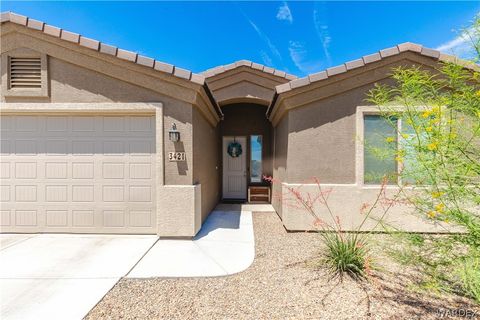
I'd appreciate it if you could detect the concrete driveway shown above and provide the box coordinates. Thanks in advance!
[0,234,157,320]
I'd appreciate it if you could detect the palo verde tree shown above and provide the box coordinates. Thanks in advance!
[367,17,480,302]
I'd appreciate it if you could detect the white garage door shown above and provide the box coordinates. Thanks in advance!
[0,115,156,234]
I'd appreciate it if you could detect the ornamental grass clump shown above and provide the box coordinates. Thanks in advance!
[321,232,370,280]
[263,175,397,282]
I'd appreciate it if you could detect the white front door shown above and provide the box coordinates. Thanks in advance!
[222,136,247,199]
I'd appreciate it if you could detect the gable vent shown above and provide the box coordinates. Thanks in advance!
[9,57,42,89]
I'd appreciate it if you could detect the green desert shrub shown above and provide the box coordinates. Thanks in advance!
[457,257,480,303]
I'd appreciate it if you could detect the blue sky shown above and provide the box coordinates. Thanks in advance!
[2,1,479,76]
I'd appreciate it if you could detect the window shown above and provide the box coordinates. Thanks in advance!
[362,110,439,185]
[250,135,262,183]
[363,115,398,184]
[400,115,432,185]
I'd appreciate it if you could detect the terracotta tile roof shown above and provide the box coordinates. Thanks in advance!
[201,60,297,81]
[3,11,477,113]
[0,11,206,85]
[273,42,479,95]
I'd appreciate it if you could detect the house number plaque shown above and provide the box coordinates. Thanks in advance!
[168,152,186,162]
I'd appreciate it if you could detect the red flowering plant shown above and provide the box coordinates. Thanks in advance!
[263,175,404,281]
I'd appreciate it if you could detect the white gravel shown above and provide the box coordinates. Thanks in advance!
[87,212,479,320]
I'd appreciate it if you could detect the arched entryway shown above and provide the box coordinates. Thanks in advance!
[219,103,273,201]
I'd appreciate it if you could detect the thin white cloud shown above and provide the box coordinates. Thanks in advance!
[247,19,283,61]
[313,6,332,64]
[276,1,293,23]
[260,50,273,66]
[288,41,324,75]
[436,27,478,59]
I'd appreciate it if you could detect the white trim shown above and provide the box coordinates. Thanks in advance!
[155,103,164,187]
[356,105,403,188]
[0,102,158,114]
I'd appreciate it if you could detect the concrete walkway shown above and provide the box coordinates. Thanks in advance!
[127,210,255,278]
[0,234,156,320]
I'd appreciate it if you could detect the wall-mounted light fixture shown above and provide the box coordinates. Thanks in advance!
[168,123,180,142]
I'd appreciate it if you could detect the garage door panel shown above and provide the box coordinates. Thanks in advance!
[102,162,125,179]
[46,210,68,227]
[46,116,68,132]
[72,162,94,179]
[0,210,11,226]
[45,162,68,179]
[0,115,156,234]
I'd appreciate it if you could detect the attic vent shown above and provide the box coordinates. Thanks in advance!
[9,57,42,89]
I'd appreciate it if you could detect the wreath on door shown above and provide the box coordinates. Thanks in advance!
[227,141,242,158]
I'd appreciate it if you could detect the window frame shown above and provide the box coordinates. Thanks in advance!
[1,48,49,98]
[356,106,407,187]
[249,134,263,185]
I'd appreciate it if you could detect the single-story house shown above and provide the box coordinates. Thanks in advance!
[0,12,470,237]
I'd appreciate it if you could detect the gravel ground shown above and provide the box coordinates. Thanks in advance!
[87,212,479,320]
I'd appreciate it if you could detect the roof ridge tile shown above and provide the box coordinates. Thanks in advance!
[201,59,297,80]
[272,41,477,95]
[0,11,205,85]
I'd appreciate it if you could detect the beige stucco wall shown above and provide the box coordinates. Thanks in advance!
[212,81,275,106]
[1,29,198,184]
[272,55,450,232]
[157,184,202,237]
[285,57,436,184]
[272,115,288,217]
[280,183,459,233]
[1,27,219,237]
[287,84,371,184]
[192,107,221,222]
[206,68,289,106]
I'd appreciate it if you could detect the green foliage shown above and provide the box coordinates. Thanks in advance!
[457,257,480,302]
[321,232,370,280]
[367,16,480,303]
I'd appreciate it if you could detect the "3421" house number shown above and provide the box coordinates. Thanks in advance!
[168,152,186,162]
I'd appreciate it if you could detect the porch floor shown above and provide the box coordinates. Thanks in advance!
[215,203,275,212]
